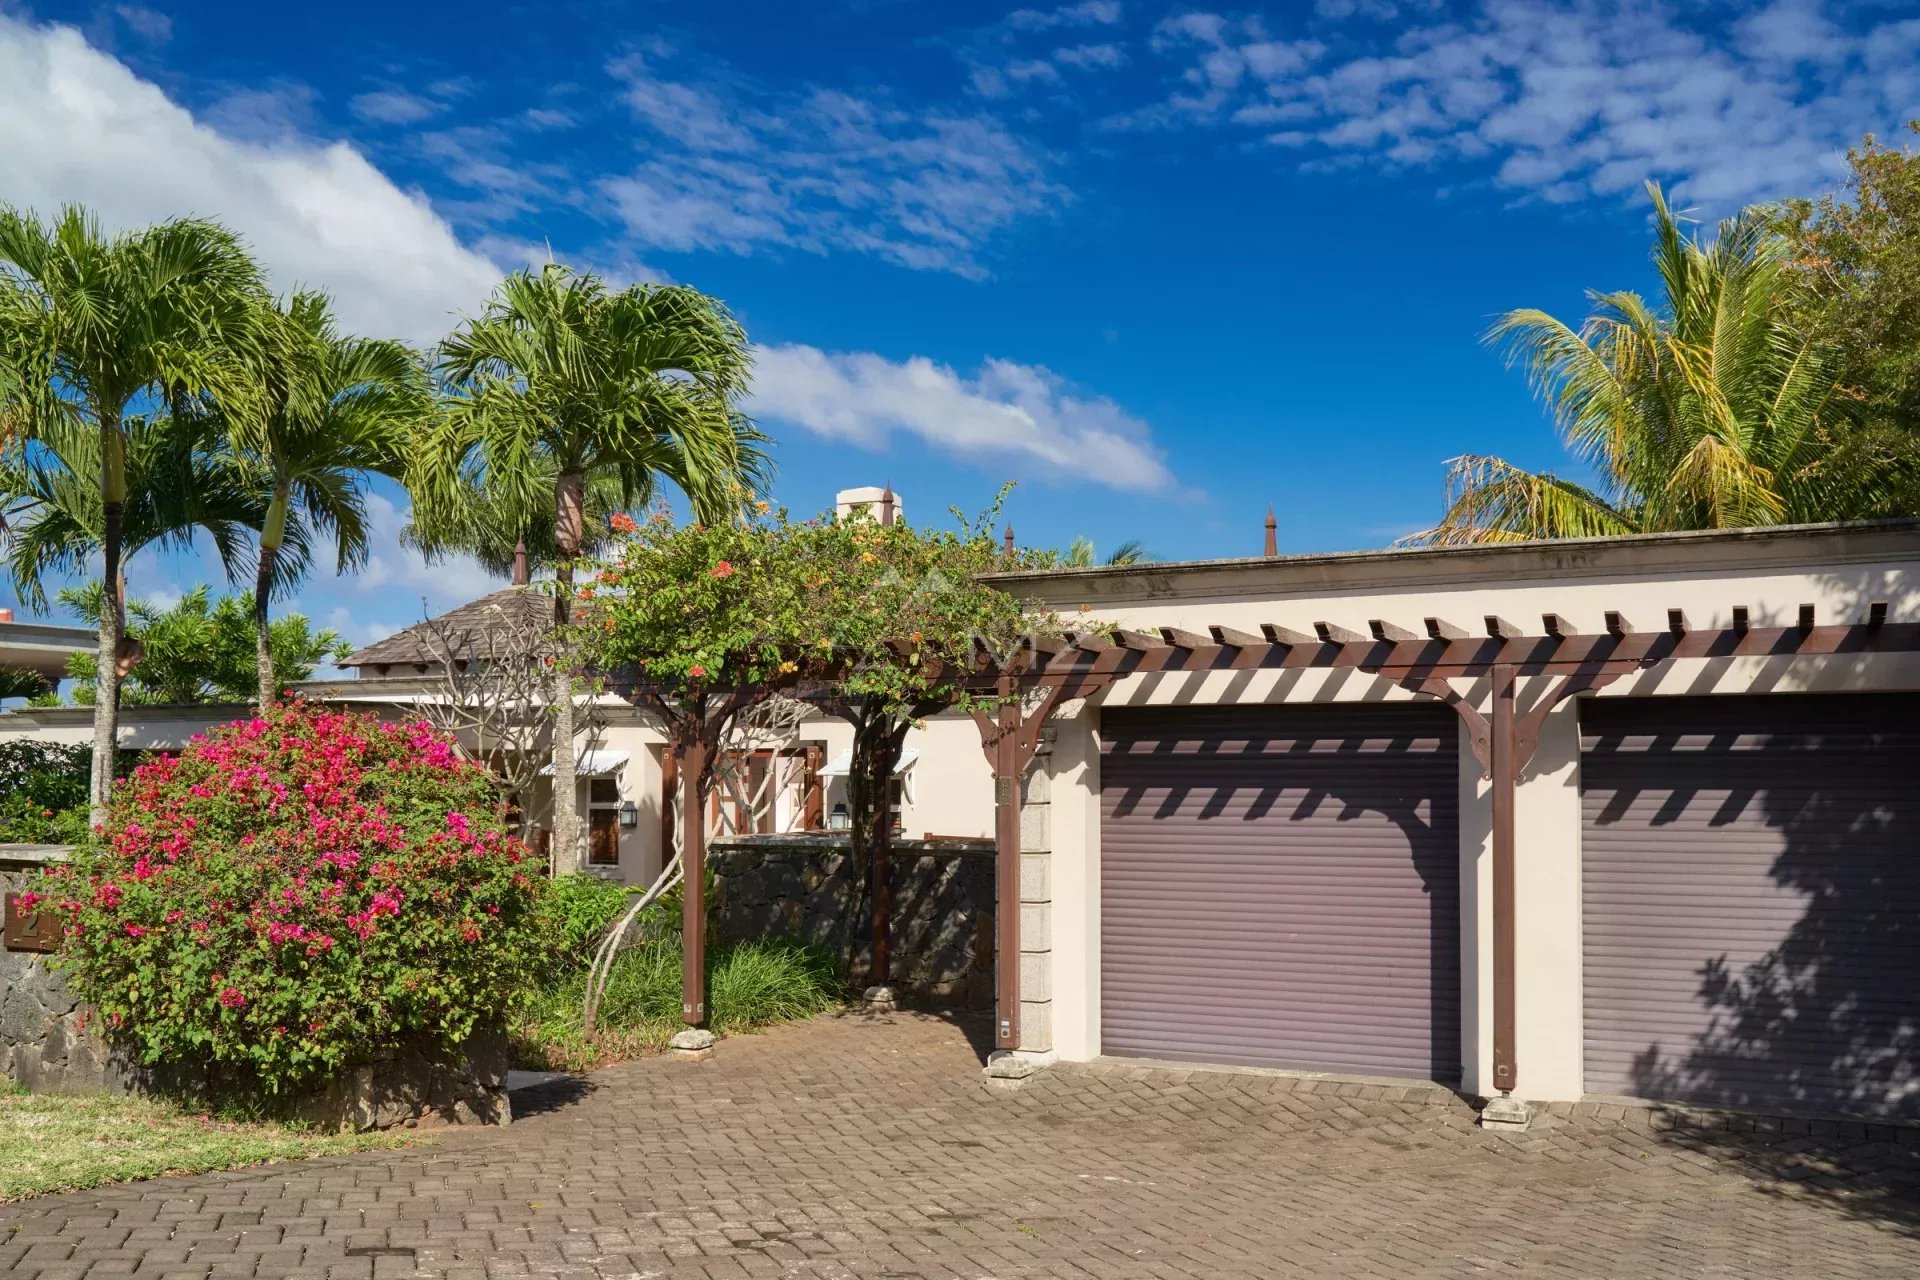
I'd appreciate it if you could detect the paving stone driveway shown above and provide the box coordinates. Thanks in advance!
[5,1011,1919,1279]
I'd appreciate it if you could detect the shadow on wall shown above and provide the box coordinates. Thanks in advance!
[1606,696,1920,1121]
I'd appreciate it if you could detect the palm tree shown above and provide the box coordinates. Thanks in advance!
[0,205,264,818]
[0,416,262,614]
[421,264,767,867]
[1063,535,1149,566]
[1407,183,1881,546]
[225,292,427,706]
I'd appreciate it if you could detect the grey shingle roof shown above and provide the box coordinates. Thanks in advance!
[342,588,556,668]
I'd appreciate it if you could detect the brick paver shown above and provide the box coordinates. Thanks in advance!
[4,1011,1918,1278]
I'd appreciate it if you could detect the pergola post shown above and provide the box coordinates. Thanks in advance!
[1488,663,1519,1099]
[679,737,710,1027]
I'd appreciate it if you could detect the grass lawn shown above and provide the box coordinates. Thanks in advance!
[0,1090,415,1201]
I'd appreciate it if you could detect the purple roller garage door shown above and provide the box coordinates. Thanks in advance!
[1100,703,1461,1082]
[1581,694,1920,1120]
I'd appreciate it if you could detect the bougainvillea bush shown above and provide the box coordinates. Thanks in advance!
[26,701,548,1095]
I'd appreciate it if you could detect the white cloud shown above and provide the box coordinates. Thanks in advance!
[1121,0,1920,213]
[349,88,446,125]
[602,53,1066,277]
[0,15,504,343]
[1007,1,1125,32]
[747,344,1176,493]
[112,4,171,43]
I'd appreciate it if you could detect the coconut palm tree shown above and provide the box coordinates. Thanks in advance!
[1406,183,1885,546]
[223,292,428,706]
[421,263,768,867]
[0,205,264,817]
[0,415,263,615]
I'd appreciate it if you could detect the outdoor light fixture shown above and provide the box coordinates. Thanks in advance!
[618,801,638,829]
[828,803,851,831]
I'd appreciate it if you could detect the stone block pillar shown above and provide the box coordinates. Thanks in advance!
[1017,732,1053,1055]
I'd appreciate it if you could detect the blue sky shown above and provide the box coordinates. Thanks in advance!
[1,0,1917,651]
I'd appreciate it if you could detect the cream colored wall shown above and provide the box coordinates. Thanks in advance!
[1032,546,1920,1101]
[808,711,996,839]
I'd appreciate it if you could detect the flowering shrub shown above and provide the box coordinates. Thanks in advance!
[29,701,548,1094]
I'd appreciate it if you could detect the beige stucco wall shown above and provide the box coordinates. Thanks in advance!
[1019,524,1920,1102]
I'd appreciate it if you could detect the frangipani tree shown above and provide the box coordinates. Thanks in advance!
[0,204,266,818]
[1407,183,1874,546]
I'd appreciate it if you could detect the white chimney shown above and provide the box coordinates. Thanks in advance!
[834,484,902,525]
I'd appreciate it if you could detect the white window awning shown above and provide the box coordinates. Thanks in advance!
[540,749,630,777]
[816,746,919,778]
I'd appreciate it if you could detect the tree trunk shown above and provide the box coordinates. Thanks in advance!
[841,700,910,990]
[89,423,126,825]
[253,483,289,708]
[549,468,587,875]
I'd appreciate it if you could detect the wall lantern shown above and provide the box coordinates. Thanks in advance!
[618,801,639,829]
[828,802,851,831]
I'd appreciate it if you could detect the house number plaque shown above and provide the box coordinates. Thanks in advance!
[3,893,61,953]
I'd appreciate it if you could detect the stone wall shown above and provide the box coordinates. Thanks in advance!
[0,851,134,1095]
[709,834,996,1008]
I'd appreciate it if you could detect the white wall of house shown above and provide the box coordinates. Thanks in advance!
[1014,523,1920,1103]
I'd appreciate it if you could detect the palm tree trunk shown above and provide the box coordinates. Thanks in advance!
[89,422,126,824]
[253,482,290,708]
[549,468,587,875]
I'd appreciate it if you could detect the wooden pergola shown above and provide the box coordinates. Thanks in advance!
[647,601,1918,1095]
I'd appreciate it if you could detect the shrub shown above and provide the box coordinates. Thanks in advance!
[546,873,636,973]
[29,701,549,1095]
[514,935,840,1071]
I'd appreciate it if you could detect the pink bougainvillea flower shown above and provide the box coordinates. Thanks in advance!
[217,986,246,1009]
[609,512,638,533]
[710,560,735,579]
[688,663,706,679]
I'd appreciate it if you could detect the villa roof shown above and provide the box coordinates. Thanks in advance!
[342,588,555,669]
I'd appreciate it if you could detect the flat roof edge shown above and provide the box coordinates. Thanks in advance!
[983,519,1920,591]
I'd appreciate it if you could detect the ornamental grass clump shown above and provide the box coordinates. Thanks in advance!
[27,701,548,1096]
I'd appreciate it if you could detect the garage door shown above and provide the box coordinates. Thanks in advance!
[1101,703,1460,1081]
[1581,694,1920,1120]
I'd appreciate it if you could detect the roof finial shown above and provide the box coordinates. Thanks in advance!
[1263,506,1278,558]
[1003,523,1016,558]
[879,481,897,527]
[512,538,530,586]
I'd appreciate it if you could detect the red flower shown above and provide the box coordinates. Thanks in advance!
[217,986,247,1009]
[710,560,735,579]
[688,664,707,679]
[609,512,638,533]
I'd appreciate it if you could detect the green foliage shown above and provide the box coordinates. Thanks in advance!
[56,583,349,705]
[514,935,839,1072]
[545,873,636,971]
[1410,181,1896,545]
[0,740,93,843]
[32,702,550,1094]
[590,493,1064,712]
[590,504,817,690]
[1774,123,1920,501]
[416,263,769,555]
